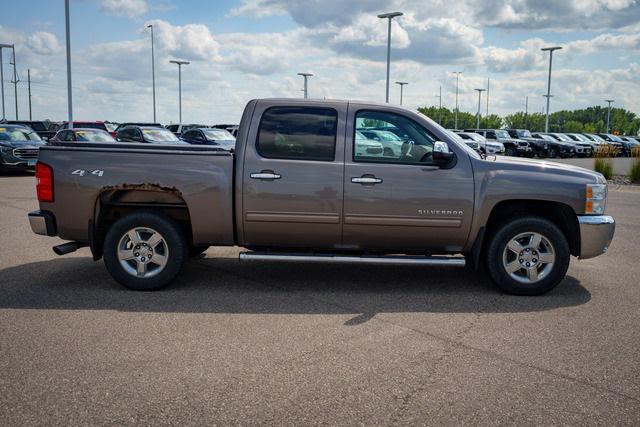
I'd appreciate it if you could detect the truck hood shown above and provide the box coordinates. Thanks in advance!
[0,140,45,148]
[484,155,605,183]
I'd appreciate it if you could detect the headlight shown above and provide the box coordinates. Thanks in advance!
[585,184,607,214]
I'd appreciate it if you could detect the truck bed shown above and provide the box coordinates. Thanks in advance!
[37,142,236,246]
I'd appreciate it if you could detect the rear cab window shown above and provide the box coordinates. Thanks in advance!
[256,107,338,161]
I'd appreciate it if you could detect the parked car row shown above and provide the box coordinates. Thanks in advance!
[449,128,639,158]
[3,117,639,174]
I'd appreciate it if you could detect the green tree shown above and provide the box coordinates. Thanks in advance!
[417,104,640,135]
[503,112,545,131]
[563,120,584,133]
[483,114,503,129]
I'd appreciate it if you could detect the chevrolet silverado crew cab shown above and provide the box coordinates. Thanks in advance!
[28,99,615,295]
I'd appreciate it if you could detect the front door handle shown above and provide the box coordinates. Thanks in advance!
[250,171,281,180]
[351,176,383,185]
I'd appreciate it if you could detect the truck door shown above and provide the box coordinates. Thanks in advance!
[240,101,346,249]
[342,105,474,252]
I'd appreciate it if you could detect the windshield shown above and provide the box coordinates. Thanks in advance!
[0,127,42,142]
[552,133,572,142]
[517,130,532,138]
[142,129,180,142]
[495,130,510,139]
[607,134,623,142]
[75,130,115,142]
[443,130,481,159]
[467,133,485,142]
[105,123,118,132]
[203,129,234,141]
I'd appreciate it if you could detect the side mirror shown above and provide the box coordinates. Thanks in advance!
[433,141,455,166]
[42,136,49,141]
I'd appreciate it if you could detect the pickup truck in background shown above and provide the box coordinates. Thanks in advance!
[28,99,615,295]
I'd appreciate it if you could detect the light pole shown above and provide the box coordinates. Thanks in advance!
[27,69,32,120]
[170,60,189,123]
[64,0,73,123]
[524,95,529,129]
[377,11,403,103]
[297,72,313,99]
[10,44,18,119]
[147,25,156,122]
[541,46,562,132]
[452,71,462,129]
[474,88,486,129]
[486,77,490,117]
[605,99,614,133]
[0,44,12,120]
[395,81,407,105]
[436,85,442,124]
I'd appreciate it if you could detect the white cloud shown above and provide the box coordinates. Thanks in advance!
[101,0,148,18]
[566,33,640,54]
[26,32,61,55]
[147,20,220,61]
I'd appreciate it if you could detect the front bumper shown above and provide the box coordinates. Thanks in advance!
[578,215,615,259]
[28,210,57,236]
[517,146,533,157]
[1,149,39,170]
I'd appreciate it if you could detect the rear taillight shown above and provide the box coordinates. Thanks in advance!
[36,162,54,202]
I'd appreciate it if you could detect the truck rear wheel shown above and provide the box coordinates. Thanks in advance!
[103,212,188,291]
[485,216,570,295]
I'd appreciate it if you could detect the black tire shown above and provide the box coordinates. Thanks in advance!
[103,211,188,291]
[505,146,517,157]
[189,245,209,258]
[485,216,570,295]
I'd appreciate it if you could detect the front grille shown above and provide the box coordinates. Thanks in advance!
[13,148,39,160]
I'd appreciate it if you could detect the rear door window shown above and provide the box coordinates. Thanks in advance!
[256,107,337,161]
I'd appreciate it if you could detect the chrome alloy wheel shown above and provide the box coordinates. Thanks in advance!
[117,227,169,278]
[502,232,555,284]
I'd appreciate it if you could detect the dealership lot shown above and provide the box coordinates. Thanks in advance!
[1,174,639,424]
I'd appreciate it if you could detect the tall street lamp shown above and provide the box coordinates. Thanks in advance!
[0,44,12,120]
[474,88,486,129]
[147,25,156,122]
[377,11,403,103]
[64,0,73,123]
[169,60,189,123]
[297,72,313,99]
[605,99,614,133]
[395,81,408,105]
[1,44,17,120]
[541,46,562,132]
[452,71,462,129]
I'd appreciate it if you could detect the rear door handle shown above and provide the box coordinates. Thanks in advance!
[351,176,383,185]
[250,171,281,180]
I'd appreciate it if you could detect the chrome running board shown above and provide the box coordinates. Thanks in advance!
[239,252,466,266]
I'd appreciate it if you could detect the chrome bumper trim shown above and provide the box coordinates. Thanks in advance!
[578,215,615,259]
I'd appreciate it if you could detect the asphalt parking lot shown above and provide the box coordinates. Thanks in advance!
[1,173,639,425]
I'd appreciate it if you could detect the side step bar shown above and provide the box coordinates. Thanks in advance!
[239,252,466,267]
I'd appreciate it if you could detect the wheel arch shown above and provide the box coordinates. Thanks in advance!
[483,199,580,258]
[90,187,194,260]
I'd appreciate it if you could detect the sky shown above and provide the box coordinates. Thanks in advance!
[0,0,639,124]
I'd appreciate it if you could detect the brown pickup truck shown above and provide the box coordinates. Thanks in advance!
[28,99,615,295]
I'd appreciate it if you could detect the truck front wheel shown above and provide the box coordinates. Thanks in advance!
[485,217,570,295]
[103,212,188,291]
